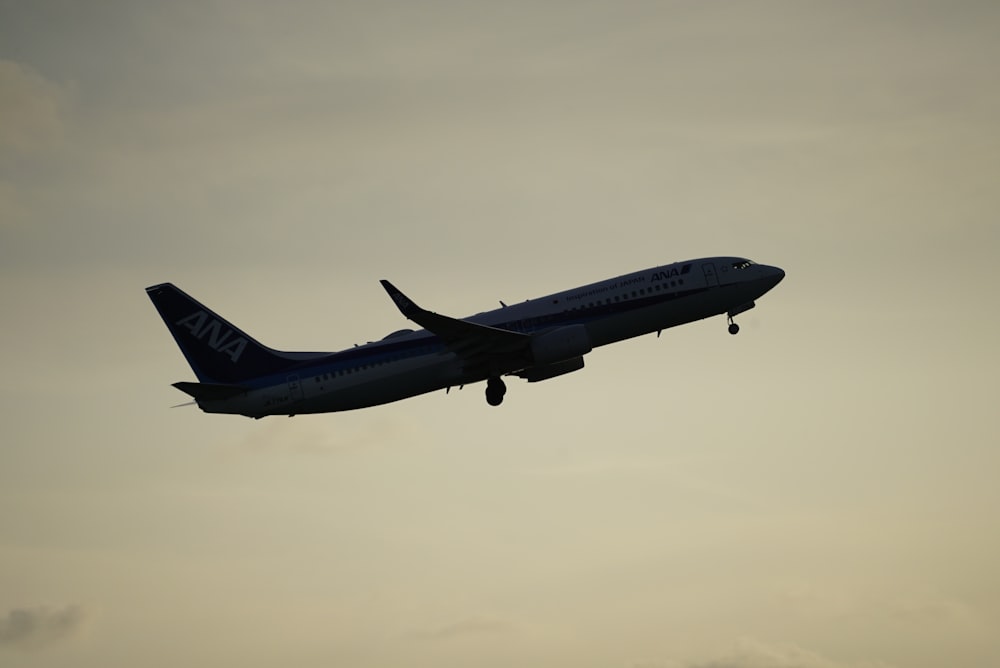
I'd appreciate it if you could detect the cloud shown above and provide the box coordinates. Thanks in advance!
[417,617,514,642]
[0,605,86,650]
[0,180,28,226]
[684,638,897,668]
[0,60,69,232]
[0,60,67,156]
[888,597,982,629]
[237,414,415,457]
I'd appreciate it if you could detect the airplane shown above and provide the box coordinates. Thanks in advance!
[146,257,784,418]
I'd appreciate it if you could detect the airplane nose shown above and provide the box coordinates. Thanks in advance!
[761,265,785,290]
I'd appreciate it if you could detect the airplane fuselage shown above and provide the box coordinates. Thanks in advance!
[148,257,784,417]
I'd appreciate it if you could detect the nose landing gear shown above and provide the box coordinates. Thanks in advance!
[486,377,507,406]
[727,301,755,335]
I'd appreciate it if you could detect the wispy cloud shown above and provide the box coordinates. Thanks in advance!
[888,597,982,629]
[683,638,897,668]
[0,605,86,651]
[237,414,416,456]
[417,617,514,642]
[0,59,70,232]
[0,60,67,156]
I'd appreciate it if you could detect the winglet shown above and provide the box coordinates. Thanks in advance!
[380,280,420,318]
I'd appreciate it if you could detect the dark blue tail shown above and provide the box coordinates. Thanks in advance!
[146,283,326,384]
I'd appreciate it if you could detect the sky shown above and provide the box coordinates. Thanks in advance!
[2,1,999,666]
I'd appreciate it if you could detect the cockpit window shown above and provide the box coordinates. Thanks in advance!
[732,260,754,270]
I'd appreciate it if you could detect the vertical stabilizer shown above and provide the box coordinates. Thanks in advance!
[146,283,321,383]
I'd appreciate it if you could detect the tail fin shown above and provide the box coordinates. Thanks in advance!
[146,283,325,384]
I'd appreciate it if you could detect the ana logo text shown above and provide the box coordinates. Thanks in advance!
[651,264,692,281]
[176,311,248,363]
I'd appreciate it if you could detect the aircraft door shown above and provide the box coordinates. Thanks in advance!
[702,262,719,287]
[287,375,304,402]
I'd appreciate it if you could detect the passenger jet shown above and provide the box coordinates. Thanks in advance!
[147,257,784,417]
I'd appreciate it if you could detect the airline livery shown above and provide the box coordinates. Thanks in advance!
[147,257,784,417]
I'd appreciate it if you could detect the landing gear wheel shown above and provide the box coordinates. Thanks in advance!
[727,302,754,335]
[486,377,507,406]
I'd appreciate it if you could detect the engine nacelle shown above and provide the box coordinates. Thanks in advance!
[529,324,593,366]
[518,356,585,383]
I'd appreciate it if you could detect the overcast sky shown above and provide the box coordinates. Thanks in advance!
[2,2,999,667]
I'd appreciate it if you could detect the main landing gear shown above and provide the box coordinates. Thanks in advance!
[486,377,507,406]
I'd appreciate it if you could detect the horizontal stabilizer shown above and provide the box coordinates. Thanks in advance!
[172,381,247,401]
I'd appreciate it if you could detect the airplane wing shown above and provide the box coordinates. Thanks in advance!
[380,280,529,372]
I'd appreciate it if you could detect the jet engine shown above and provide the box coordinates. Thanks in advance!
[529,324,593,365]
[517,356,585,382]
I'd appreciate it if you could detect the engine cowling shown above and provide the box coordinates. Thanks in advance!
[529,324,593,366]
[517,356,585,383]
